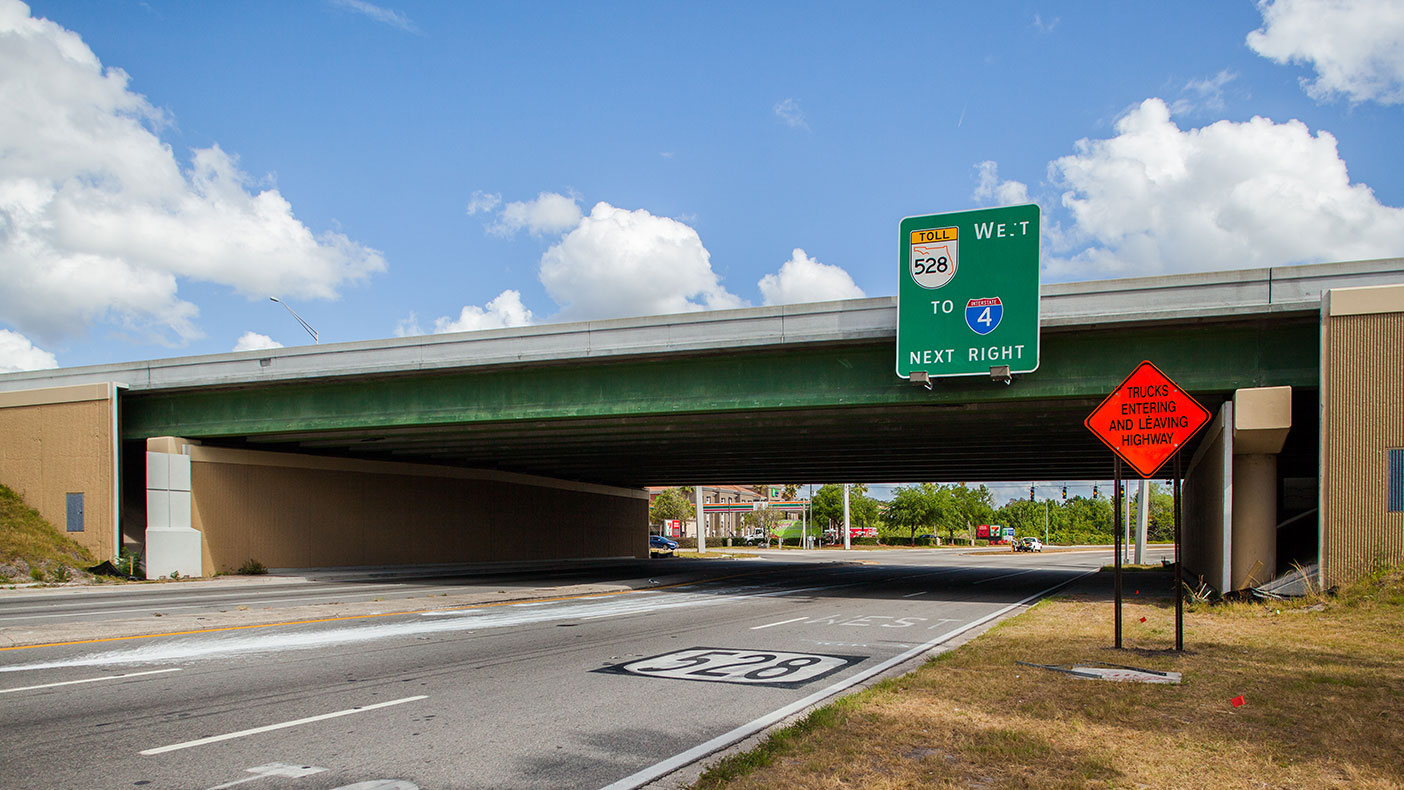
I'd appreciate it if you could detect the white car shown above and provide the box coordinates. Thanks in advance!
[1015,537,1043,552]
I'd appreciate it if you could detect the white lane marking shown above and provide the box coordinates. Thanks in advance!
[750,617,808,630]
[207,762,326,789]
[140,695,426,756]
[0,667,181,694]
[972,568,1042,585]
[901,591,926,598]
[598,570,1096,790]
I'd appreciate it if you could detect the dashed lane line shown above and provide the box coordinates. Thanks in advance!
[0,667,181,694]
[140,695,427,756]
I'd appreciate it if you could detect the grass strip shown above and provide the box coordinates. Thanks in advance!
[693,565,1404,789]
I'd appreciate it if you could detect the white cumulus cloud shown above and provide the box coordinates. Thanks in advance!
[0,328,57,372]
[758,248,865,305]
[539,202,744,321]
[484,191,583,237]
[0,1,385,347]
[1042,98,1404,279]
[1247,0,1404,104]
[232,331,283,352]
[972,161,1032,207]
[433,290,534,333]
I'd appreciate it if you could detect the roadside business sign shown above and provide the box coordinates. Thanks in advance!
[897,204,1040,379]
[1084,361,1211,478]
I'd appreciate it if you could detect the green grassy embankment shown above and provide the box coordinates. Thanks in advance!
[0,483,95,583]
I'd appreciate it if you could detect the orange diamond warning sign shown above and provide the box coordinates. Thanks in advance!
[1084,361,1210,478]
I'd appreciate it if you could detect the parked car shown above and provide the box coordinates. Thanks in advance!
[649,534,679,556]
[1014,537,1043,552]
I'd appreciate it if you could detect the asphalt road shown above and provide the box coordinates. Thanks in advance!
[0,548,1161,789]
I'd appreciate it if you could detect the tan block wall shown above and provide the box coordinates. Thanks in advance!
[1322,310,1404,587]
[185,446,647,575]
[0,384,117,562]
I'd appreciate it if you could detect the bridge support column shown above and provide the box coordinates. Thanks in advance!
[145,436,204,579]
[1184,387,1291,593]
[1229,387,1291,590]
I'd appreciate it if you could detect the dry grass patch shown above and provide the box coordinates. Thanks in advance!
[694,568,1404,789]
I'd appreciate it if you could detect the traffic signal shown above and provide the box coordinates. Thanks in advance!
[1061,485,1067,500]
[1093,484,1099,498]
[1029,485,1035,501]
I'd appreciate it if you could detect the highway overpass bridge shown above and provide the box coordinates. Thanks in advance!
[2,258,1402,593]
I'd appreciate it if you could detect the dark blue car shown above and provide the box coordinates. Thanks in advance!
[649,534,678,556]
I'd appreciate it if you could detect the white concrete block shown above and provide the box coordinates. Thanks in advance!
[146,452,170,491]
[146,490,170,529]
[168,490,192,530]
[145,527,203,579]
[168,453,192,492]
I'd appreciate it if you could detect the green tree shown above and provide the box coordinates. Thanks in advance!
[811,484,879,536]
[947,484,994,544]
[1053,495,1114,544]
[885,483,948,544]
[995,498,1043,539]
[1138,483,1176,542]
[649,487,693,529]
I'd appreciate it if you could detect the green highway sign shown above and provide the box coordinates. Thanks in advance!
[897,204,1040,380]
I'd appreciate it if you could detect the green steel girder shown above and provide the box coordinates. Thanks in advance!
[125,317,1316,440]
[118,315,1318,485]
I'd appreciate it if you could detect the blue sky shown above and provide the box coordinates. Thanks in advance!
[2,0,1401,375]
[5,1,1401,503]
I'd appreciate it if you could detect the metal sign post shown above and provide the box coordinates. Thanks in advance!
[1174,453,1184,651]
[1113,457,1123,649]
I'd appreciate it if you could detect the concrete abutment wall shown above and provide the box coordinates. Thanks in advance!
[146,440,647,577]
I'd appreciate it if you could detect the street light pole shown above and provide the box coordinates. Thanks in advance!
[269,297,319,344]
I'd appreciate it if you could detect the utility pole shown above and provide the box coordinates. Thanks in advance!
[800,493,807,550]
[1043,499,1049,545]
[1123,483,1132,563]
[1136,478,1149,564]
[695,485,706,554]
[843,483,851,550]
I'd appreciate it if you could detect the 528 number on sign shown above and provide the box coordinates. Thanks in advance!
[596,647,863,689]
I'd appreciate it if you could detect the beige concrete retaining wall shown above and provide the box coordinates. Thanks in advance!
[180,445,647,576]
[0,383,119,563]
